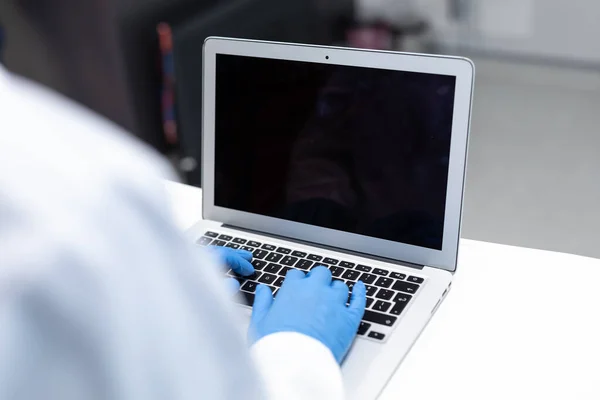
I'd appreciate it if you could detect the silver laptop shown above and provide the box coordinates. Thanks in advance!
[188,37,474,399]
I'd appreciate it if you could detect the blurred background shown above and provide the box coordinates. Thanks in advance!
[1,0,598,259]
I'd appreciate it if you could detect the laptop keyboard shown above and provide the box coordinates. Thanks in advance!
[197,231,425,342]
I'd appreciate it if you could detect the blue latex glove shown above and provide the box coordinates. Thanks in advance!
[249,266,366,363]
[207,247,254,294]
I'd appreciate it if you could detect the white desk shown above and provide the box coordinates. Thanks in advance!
[166,181,600,400]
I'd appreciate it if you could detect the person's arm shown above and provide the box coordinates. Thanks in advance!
[252,333,345,399]
[0,176,267,400]
[0,70,263,400]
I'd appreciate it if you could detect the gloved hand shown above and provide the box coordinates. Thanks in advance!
[207,246,254,294]
[249,266,366,364]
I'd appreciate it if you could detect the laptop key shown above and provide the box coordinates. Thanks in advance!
[296,260,314,270]
[196,237,213,246]
[373,300,391,313]
[264,263,282,274]
[346,283,356,303]
[236,291,254,305]
[390,301,408,316]
[363,310,397,327]
[375,277,393,288]
[373,268,388,276]
[225,243,240,249]
[394,293,412,303]
[280,256,299,266]
[408,276,424,284]
[358,321,370,335]
[340,261,355,268]
[307,254,323,262]
[329,266,344,277]
[365,285,378,297]
[253,249,268,259]
[342,270,361,281]
[276,247,291,254]
[278,266,292,276]
[251,260,267,270]
[233,276,245,285]
[232,237,247,244]
[212,240,227,247]
[204,231,219,238]
[291,250,307,258]
[366,298,374,308]
[390,272,407,280]
[358,273,377,284]
[258,273,277,285]
[265,253,283,263]
[261,244,276,251]
[241,281,258,293]
[355,264,372,272]
[368,331,385,340]
[218,234,233,241]
[249,271,263,281]
[274,276,285,287]
[323,257,338,265]
[376,289,394,300]
[235,271,262,281]
[392,281,419,294]
[247,241,261,247]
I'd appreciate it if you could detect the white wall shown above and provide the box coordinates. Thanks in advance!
[415,0,600,64]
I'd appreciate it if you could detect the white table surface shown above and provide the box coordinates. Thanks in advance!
[165,181,600,400]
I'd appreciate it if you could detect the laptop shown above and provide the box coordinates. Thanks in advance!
[188,37,474,399]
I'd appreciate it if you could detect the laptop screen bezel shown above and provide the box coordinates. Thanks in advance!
[202,37,474,272]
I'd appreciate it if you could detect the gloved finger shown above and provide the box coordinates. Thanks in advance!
[348,281,367,320]
[306,265,332,285]
[331,279,349,303]
[209,246,252,262]
[224,251,255,276]
[233,249,253,260]
[284,268,306,281]
[251,284,274,324]
[207,247,238,266]
[223,278,240,295]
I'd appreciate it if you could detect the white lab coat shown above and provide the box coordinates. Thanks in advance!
[0,67,344,400]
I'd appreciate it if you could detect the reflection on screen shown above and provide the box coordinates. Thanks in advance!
[214,54,456,250]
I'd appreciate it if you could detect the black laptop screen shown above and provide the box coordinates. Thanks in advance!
[214,54,456,250]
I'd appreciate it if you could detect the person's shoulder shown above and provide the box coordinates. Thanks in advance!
[0,70,175,196]
[0,70,178,235]
[3,71,172,176]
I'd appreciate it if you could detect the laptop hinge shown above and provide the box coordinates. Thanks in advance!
[222,224,425,270]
